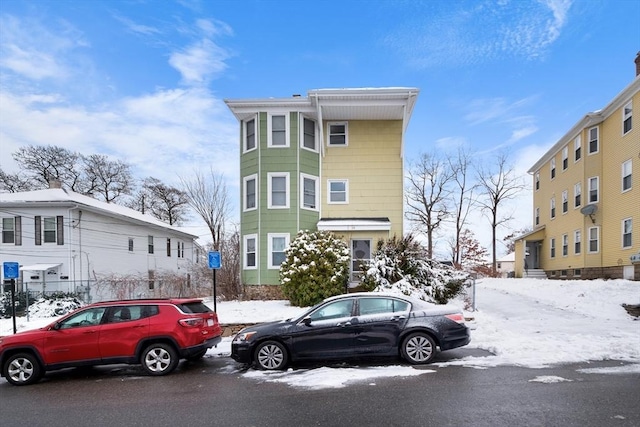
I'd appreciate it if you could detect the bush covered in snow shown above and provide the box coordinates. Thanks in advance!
[27,294,84,318]
[280,230,351,306]
[359,235,469,304]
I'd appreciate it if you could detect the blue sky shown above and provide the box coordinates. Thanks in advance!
[1,0,639,255]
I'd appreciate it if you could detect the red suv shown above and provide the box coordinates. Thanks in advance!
[0,298,222,385]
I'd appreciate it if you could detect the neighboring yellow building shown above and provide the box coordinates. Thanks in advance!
[515,55,640,280]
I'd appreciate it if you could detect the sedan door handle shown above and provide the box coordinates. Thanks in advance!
[391,315,406,321]
[336,321,352,327]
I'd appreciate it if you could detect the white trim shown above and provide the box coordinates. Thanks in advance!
[267,233,289,269]
[317,219,391,231]
[574,229,581,255]
[550,158,556,180]
[622,100,632,135]
[562,233,568,257]
[622,159,632,193]
[574,182,582,208]
[267,112,290,148]
[588,226,599,254]
[588,176,599,204]
[300,173,319,211]
[588,126,599,155]
[561,190,568,214]
[550,196,556,219]
[267,172,290,209]
[243,116,257,153]
[622,218,632,249]
[300,116,318,152]
[562,146,568,171]
[573,135,581,162]
[327,121,348,146]
[327,179,349,204]
[243,234,258,270]
[243,174,258,212]
[550,237,556,258]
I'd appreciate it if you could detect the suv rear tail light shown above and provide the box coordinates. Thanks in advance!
[179,318,205,327]
[444,313,465,324]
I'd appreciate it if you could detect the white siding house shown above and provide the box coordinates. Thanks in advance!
[0,189,201,301]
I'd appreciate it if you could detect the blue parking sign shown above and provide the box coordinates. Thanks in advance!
[3,262,20,279]
[208,251,221,269]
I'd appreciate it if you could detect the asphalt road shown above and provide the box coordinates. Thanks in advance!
[1,352,638,427]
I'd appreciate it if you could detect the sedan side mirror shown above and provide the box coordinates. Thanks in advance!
[302,316,312,326]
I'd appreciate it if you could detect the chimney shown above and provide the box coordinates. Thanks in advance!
[636,51,640,77]
[48,179,62,189]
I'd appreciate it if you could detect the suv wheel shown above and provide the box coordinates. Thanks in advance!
[3,353,42,386]
[255,340,288,370]
[141,343,179,376]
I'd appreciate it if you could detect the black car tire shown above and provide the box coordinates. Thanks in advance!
[185,349,207,361]
[401,332,437,364]
[254,340,288,370]
[141,343,179,376]
[3,353,43,386]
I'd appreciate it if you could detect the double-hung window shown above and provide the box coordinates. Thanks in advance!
[588,127,599,154]
[535,171,540,191]
[550,158,556,179]
[622,218,632,249]
[166,238,171,257]
[623,101,632,135]
[148,236,154,254]
[588,227,599,253]
[244,118,256,152]
[574,230,581,255]
[268,233,289,269]
[574,182,581,208]
[268,114,288,147]
[2,217,21,245]
[43,217,57,243]
[243,175,257,211]
[588,176,599,203]
[550,197,556,219]
[550,238,556,258]
[244,234,257,269]
[535,207,540,226]
[268,173,289,208]
[562,234,568,257]
[302,117,317,151]
[622,160,632,192]
[301,174,319,210]
[562,190,568,214]
[328,122,348,146]
[328,180,348,203]
[562,146,568,170]
[574,135,581,162]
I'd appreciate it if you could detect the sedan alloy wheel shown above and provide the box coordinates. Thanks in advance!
[255,341,288,370]
[402,332,436,364]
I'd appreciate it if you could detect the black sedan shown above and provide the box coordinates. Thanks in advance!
[231,292,470,370]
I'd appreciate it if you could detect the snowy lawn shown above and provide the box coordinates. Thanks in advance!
[1,278,639,389]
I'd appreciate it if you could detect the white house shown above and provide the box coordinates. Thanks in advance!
[496,252,516,278]
[0,188,201,301]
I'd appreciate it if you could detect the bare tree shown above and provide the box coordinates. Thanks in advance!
[405,151,455,259]
[475,153,526,274]
[12,145,86,192]
[81,154,134,203]
[180,168,231,249]
[129,177,190,225]
[0,168,35,192]
[447,147,478,267]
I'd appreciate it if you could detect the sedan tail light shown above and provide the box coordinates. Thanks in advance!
[179,318,205,327]
[445,313,465,324]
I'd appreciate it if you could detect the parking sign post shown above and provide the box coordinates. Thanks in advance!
[3,262,20,334]
[208,251,221,312]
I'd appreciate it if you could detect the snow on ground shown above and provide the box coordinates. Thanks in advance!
[1,278,639,390]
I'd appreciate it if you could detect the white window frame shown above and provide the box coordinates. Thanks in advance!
[301,116,317,152]
[535,171,540,191]
[243,174,258,212]
[562,234,568,257]
[300,173,319,211]
[43,217,57,243]
[550,158,556,179]
[574,229,581,255]
[588,176,599,203]
[328,179,349,204]
[562,146,568,170]
[535,207,540,226]
[588,126,599,154]
[622,218,632,249]
[268,172,290,209]
[267,233,289,269]
[244,234,258,269]
[574,182,582,208]
[622,100,632,135]
[574,135,581,162]
[550,238,556,258]
[562,190,568,214]
[267,113,289,147]
[550,197,556,219]
[588,226,599,254]
[622,159,632,192]
[327,121,348,146]
[2,217,15,244]
[243,117,257,153]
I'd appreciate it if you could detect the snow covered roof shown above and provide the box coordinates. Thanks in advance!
[497,252,516,262]
[0,189,198,238]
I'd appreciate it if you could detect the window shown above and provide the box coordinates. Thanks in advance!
[562,234,568,256]
[359,298,409,316]
[588,126,598,154]
[622,218,632,249]
[328,122,348,146]
[166,238,171,257]
[623,101,632,134]
[244,118,256,152]
[268,173,289,208]
[550,238,556,258]
[588,227,599,253]
[588,177,599,203]
[574,230,581,255]
[268,114,288,147]
[351,239,372,282]
[550,158,556,179]
[128,238,134,252]
[622,159,632,192]
[535,171,540,191]
[535,207,540,226]
[148,236,154,254]
[309,299,354,321]
[244,234,257,269]
[574,135,581,162]
[2,217,17,244]
[301,174,319,210]
[43,217,56,243]
[562,190,568,214]
[177,241,184,258]
[562,146,568,170]
[302,117,317,151]
[148,270,155,290]
[268,234,289,269]
[550,197,556,219]
[328,180,348,203]
[243,175,257,211]
[574,182,582,208]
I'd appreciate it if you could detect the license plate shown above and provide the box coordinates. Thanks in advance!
[207,318,214,326]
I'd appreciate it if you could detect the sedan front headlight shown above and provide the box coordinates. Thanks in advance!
[233,331,257,343]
